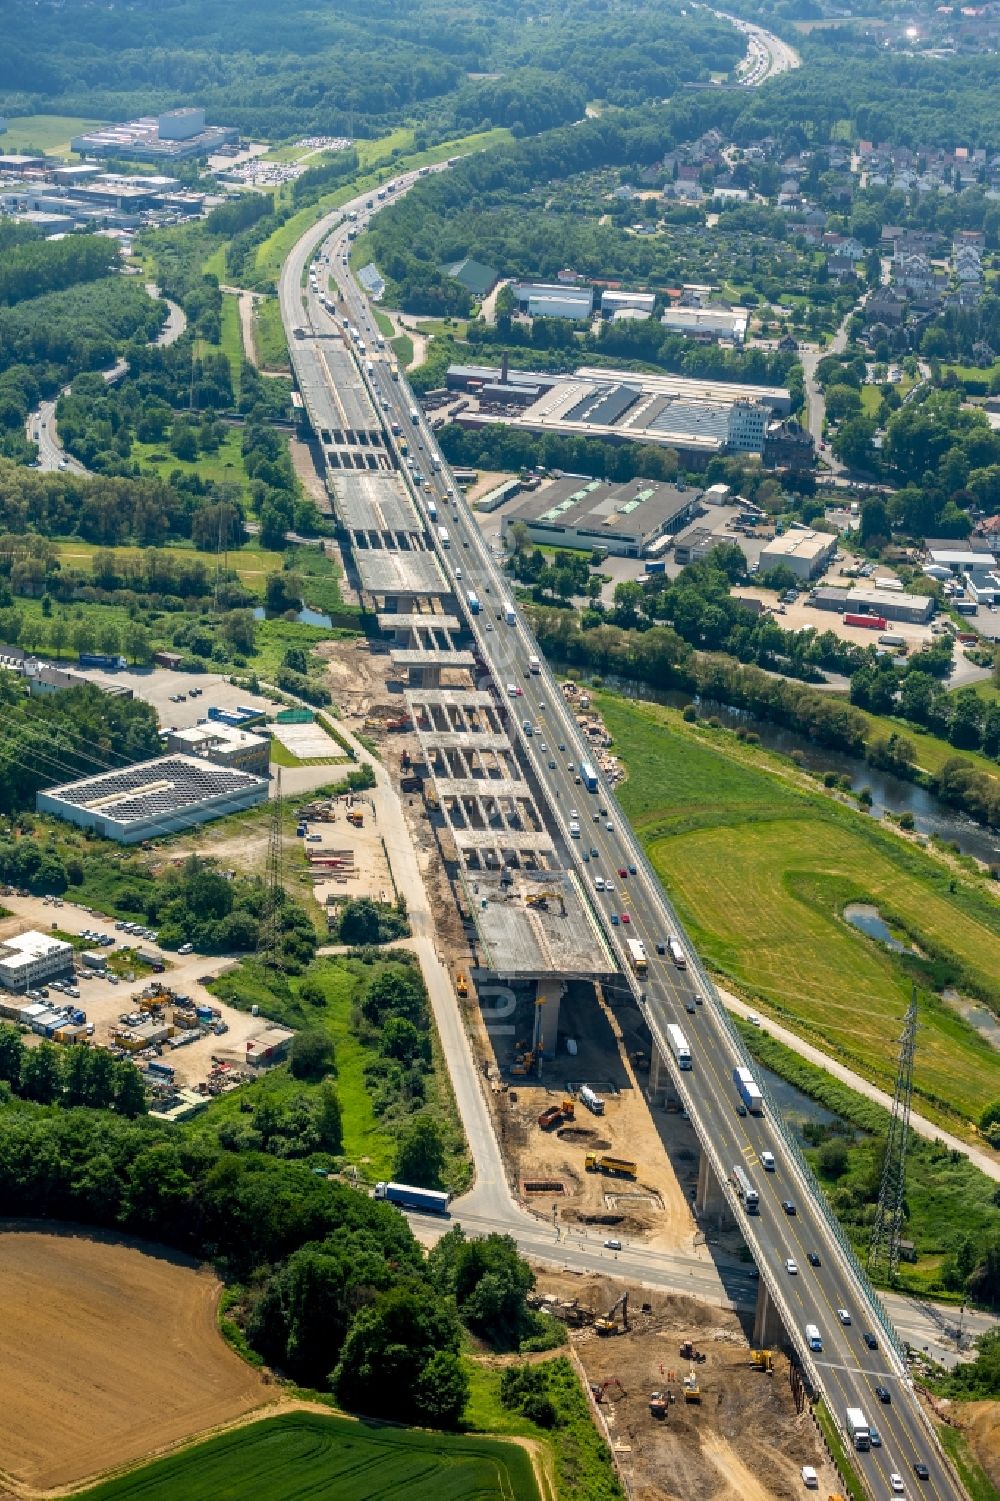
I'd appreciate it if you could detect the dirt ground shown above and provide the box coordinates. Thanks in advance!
[957,1400,1000,1489]
[465,469,517,503]
[535,1273,838,1501]
[0,1228,273,1496]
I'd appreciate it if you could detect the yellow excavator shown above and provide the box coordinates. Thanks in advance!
[595,1290,629,1336]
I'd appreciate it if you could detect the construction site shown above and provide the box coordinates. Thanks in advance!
[530,1273,841,1501]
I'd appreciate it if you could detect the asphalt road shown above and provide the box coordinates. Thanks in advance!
[281,179,965,1500]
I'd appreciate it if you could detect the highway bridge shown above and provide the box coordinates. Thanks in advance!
[278,171,965,1501]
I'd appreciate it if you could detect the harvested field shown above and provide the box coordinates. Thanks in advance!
[72,1411,541,1501]
[536,1272,838,1501]
[0,1227,271,1496]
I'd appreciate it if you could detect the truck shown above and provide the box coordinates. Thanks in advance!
[626,937,648,975]
[374,1180,450,1215]
[845,1407,870,1451]
[410,405,420,424]
[79,652,127,671]
[503,601,516,626]
[467,589,481,616]
[730,1163,760,1214]
[391,420,402,437]
[528,654,541,673]
[666,1023,692,1070]
[580,760,599,793]
[843,612,887,630]
[579,1084,605,1116]
[733,1065,764,1116]
[427,500,438,521]
[668,936,687,969]
[804,1323,823,1351]
[586,1154,637,1180]
[437,525,450,550]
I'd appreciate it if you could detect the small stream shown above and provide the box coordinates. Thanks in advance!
[600,675,1000,868]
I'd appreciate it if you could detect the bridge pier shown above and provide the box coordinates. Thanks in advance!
[753,1278,788,1349]
[649,1042,664,1098]
[533,977,566,1059]
[695,1153,735,1231]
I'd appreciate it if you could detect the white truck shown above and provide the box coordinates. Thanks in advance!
[845,1407,870,1451]
[667,936,687,969]
[805,1323,823,1351]
[666,1022,692,1070]
[503,601,516,626]
[528,654,540,673]
[579,1084,605,1115]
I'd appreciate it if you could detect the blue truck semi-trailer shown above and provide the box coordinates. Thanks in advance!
[374,1180,450,1214]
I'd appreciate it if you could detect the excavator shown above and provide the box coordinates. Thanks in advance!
[750,1349,774,1373]
[590,1377,626,1404]
[595,1290,629,1336]
[525,889,566,915]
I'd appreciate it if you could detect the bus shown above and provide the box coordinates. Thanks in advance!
[580,760,598,793]
[730,1164,759,1214]
[626,938,647,975]
[437,525,450,549]
[666,1023,691,1070]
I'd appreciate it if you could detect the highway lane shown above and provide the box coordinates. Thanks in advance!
[286,191,963,1500]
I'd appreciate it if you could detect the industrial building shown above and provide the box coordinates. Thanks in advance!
[165,723,271,777]
[445,363,788,463]
[501,478,703,557]
[758,527,837,581]
[512,282,594,320]
[660,304,749,346]
[37,755,269,843]
[25,663,133,699]
[71,109,237,162]
[0,930,74,992]
[601,290,656,318]
[809,586,935,624]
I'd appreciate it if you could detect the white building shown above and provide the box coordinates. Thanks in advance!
[0,930,74,992]
[601,290,655,318]
[661,305,749,346]
[726,399,769,453]
[759,527,837,581]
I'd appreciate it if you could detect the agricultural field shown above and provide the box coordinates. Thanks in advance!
[73,1411,541,1501]
[599,692,1000,1128]
[0,112,106,155]
[253,296,290,371]
[0,1229,269,1492]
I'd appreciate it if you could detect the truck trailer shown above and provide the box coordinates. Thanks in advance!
[374,1181,450,1215]
[626,938,648,975]
[845,1407,870,1451]
[666,1022,692,1069]
[733,1065,764,1115]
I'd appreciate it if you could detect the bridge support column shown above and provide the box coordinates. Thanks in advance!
[695,1153,735,1231]
[649,1042,664,1098]
[533,978,566,1060]
[753,1278,788,1349]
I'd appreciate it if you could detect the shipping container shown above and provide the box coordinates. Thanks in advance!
[843,612,887,630]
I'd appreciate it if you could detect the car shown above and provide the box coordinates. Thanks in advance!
[558,743,566,752]
[595,878,605,891]
[785,1258,798,1275]
[538,702,546,712]
[685,1000,696,1014]
[868,1424,881,1448]
[874,1384,891,1404]
[590,847,599,859]
[604,880,614,892]
[570,808,578,820]
[567,762,575,771]
[736,1101,747,1115]
[747,1013,761,1026]
[656,942,666,955]
[620,912,630,924]
[610,914,620,926]
[806,1251,820,1267]
[837,1308,851,1325]
[863,1331,878,1350]
[628,864,637,875]
[178,942,194,955]
[604,1238,622,1251]
[485,621,493,631]
[913,1463,929,1481]
[782,1200,796,1215]
[618,867,627,878]
[889,1475,904,1494]
[606,821,614,832]
[539,741,547,752]
[694,993,703,1005]
[548,758,556,769]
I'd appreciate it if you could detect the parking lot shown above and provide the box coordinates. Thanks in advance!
[63,665,271,731]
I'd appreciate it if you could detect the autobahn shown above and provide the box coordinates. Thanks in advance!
[281,177,964,1501]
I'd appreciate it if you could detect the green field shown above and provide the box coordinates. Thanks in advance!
[859,706,1000,782]
[600,692,1000,1126]
[52,538,284,595]
[130,427,250,497]
[392,333,414,367]
[0,113,106,156]
[73,1411,539,1501]
[253,295,290,371]
[218,294,244,394]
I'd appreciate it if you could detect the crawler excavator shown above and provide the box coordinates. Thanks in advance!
[595,1290,629,1336]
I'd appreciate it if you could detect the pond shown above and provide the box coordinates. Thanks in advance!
[843,902,917,955]
[599,674,1000,868]
[942,989,1000,1054]
[252,605,333,628]
[753,1061,845,1141]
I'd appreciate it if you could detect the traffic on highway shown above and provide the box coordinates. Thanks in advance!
[280,171,962,1501]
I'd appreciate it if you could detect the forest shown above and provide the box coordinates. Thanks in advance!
[1,0,740,142]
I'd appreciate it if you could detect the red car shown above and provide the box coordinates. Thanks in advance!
[618,867,628,878]
[620,912,630,924]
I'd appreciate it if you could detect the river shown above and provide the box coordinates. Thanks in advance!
[601,675,1000,868]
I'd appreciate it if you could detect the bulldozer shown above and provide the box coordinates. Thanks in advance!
[595,1291,629,1336]
[679,1340,706,1363]
[682,1370,701,1403]
[750,1349,774,1373]
[454,971,469,998]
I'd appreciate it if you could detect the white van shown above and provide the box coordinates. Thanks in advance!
[801,1465,818,1489]
[760,1151,775,1172]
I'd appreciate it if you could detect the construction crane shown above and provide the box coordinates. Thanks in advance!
[595,1290,629,1336]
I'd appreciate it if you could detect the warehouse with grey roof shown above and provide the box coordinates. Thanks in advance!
[501,478,703,557]
[38,756,269,843]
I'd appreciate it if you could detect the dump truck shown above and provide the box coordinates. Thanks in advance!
[346,810,364,827]
[585,1154,638,1180]
[538,1105,564,1130]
